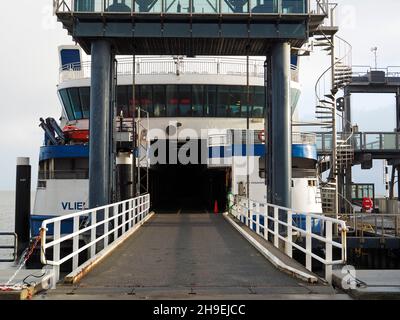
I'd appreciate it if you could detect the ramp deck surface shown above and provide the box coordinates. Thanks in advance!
[38,213,346,299]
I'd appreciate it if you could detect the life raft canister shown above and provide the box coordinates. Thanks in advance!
[63,125,89,143]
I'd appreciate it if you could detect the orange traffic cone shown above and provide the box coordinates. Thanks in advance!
[214,200,219,214]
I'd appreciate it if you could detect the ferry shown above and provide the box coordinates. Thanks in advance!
[30,46,322,236]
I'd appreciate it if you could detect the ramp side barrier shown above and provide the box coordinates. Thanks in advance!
[40,194,150,284]
[0,232,18,263]
[231,197,347,283]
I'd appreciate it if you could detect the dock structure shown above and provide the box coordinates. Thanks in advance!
[343,67,400,202]
[26,1,354,300]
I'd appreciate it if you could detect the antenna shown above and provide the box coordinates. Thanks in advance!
[371,47,378,69]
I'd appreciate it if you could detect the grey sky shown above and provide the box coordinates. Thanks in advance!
[0,0,399,196]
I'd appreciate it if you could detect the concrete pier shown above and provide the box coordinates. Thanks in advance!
[333,269,400,299]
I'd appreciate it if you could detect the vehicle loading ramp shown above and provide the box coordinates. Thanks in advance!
[38,213,347,299]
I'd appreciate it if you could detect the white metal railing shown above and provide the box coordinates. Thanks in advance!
[59,57,299,83]
[231,196,347,283]
[40,194,150,284]
[316,132,400,153]
[54,0,310,15]
[352,65,400,79]
[207,130,317,147]
[292,132,316,145]
[0,232,18,263]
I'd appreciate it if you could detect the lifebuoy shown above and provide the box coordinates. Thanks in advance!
[258,130,265,143]
[362,197,373,211]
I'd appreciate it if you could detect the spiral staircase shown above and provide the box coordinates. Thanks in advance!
[313,29,354,215]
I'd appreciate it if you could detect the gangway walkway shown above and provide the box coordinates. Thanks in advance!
[36,195,348,299]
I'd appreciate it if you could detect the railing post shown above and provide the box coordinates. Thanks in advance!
[130,199,134,228]
[264,206,269,240]
[114,205,118,241]
[325,220,333,283]
[139,196,143,221]
[53,221,61,283]
[256,203,260,234]
[134,198,138,224]
[305,215,312,271]
[104,207,109,247]
[274,207,279,248]
[90,210,97,258]
[122,201,127,233]
[285,210,293,258]
[248,200,252,229]
[72,216,79,271]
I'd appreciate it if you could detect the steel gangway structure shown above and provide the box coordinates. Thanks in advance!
[31,0,352,299]
[37,194,348,299]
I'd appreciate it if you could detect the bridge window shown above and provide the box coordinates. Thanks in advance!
[251,0,278,13]
[222,0,249,13]
[138,85,153,116]
[73,0,306,14]
[166,85,178,116]
[153,85,167,117]
[59,87,91,120]
[60,84,266,120]
[192,85,204,116]
[282,0,305,13]
[68,88,83,119]
[59,89,75,120]
[179,85,192,116]
[229,86,245,117]
[253,86,265,117]
[193,0,219,14]
[135,0,162,13]
[217,86,230,117]
[80,87,90,118]
[106,0,132,12]
[117,85,130,117]
[165,0,190,13]
[204,85,217,116]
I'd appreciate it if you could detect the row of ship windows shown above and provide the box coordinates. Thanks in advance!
[74,0,306,14]
[59,85,266,120]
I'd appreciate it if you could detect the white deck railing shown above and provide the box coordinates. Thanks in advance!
[231,196,347,283]
[59,57,299,83]
[40,194,151,284]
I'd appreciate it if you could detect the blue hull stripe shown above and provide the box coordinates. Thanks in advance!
[209,144,317,160]
[39,145,89,162]
[39,143,317,162]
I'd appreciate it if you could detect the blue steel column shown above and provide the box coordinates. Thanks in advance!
[89,40,113,208]
[270,42,292,208]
